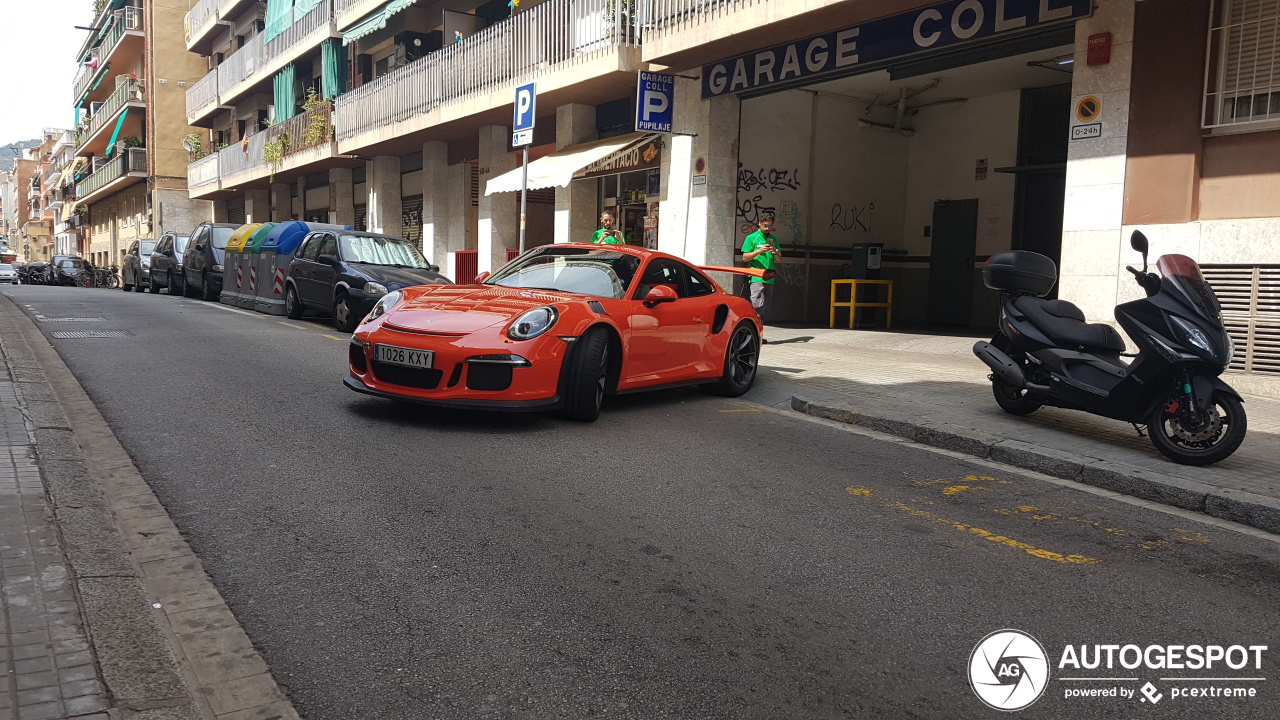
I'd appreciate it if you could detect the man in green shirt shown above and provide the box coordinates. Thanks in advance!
[591,210,624,244]
[741,213,781,341]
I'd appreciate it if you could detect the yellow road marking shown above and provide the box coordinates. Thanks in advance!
[914,475,1011,489]
[1174,528,1211,543]
[277,322,305,330]
[322,334,346,341]
[887,502,1101,565]
[846,487,874,497]
[943,485,987,496]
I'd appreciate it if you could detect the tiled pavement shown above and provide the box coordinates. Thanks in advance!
[0,384,109,719]
[757,325,1280,504]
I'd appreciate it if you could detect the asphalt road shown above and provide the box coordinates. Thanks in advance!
[6,284,1279,720]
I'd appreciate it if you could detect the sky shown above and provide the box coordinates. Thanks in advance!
[0,0,95,143]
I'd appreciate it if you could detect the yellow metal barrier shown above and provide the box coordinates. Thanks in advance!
[829,279,894,329]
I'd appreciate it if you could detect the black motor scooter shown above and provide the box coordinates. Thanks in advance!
[972,231,1245,466]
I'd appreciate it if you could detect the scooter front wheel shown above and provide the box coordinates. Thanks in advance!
[992,378,1042,415]
[1147,391,1247,466]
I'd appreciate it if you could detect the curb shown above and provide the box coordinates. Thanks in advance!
[0,294,303,720]
[791,395,1280,536]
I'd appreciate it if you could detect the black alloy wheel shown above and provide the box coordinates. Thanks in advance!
[703,322,759,397]
[1147,390,1247,466]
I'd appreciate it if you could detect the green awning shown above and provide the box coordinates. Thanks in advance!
[295,0,324,15]
[264,0,295,44]
[105,107,129,157]
[274,65,297,122]
[342,0,416,46]
[321,39,348,100]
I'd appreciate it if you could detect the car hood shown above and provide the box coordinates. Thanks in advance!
[354,265,451,290]
[385,284,579,334]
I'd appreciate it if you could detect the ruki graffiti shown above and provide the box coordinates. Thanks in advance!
[830,202,875,234]
[737,164,803,192]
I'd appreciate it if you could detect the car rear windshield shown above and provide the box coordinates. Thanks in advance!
[175,236,190,252]
[58,258,86,269]
[338,235,432,268]
[140,241,157,255]
[210,227,234,249]
[485,247,641,298]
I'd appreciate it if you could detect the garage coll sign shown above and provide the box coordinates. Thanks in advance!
[702,0,1092,98]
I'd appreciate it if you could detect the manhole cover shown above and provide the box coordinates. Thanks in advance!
[38,317,107,322]
[50,330,135,339]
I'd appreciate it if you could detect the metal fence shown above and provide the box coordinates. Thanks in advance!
[217,0,333,98]
[186,0,220,44]
[78,148,146,199]
[217,132,268,182]
[636,0,757,41]
[80,78,143,149]
[269,101,335,157]
[337,0,640,143]
[188,153,220,189]
[187,68,220,121]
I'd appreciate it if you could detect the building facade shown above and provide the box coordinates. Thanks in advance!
[181,0,1280,391]
[73,0,212,268]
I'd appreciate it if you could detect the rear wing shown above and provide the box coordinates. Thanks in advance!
[698,265,768,278]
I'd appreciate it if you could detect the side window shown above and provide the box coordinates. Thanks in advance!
[191,227,208,247]
[127,241,138,256]
[297,235,319,260]
[683,265,715,297]
[317,234,338,258]
[634,259,688,299]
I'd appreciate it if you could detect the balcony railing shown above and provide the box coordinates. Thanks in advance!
[186,0,220,45]
[73,55,99,103]
[334,0,366,17]
[79,78,143,149]
[73,7,145,103]
[336,0,640,143]
[187,68,220,121]
[218,132,268,182]
[637,0,757,43]
[78,147,146,199]
[216,0,332,100]
[269,101,334,157]
[188,152,220,189]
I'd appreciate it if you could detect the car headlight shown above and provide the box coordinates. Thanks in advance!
[364,289,403,324]
[507,306,559,340]
[212,264,224,272]
[1170,316,1213,355]
[363,281,388,295]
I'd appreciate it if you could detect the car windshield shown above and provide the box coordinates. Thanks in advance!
[0,264,11,271]
[174,236,190,253]
[484,247,641,298]
[1157,254,1221,318]
[58,258,86,269]
[338,235,432,268]
[140,241,157,255]
[210,227,234,249]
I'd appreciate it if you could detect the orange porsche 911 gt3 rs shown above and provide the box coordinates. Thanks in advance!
[344,244,763,421]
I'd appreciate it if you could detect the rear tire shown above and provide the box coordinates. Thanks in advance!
[992,378,1042,415]
[558,327,609,422]
[182,272,199,298]
[122,269,133,292]
[1148,390,1246,466]
[702,322,759,397]
[285,286,305,319]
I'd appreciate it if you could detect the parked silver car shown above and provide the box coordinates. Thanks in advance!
[121,238,158,293]
[0,263,16,284]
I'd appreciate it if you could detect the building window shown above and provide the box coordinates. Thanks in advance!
[1204,0,1280,129]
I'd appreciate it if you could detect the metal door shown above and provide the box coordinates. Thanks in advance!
[927,199,979,326]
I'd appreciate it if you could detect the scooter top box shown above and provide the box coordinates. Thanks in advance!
[983,251,1057,297]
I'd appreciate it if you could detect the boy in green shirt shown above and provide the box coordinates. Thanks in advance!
[591,210,624,244]
[741,213,781,341]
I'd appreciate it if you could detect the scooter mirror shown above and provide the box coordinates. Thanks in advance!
[1130,230,1149,270]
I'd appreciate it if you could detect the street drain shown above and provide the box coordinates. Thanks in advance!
[37,317,107,322]
[49,330,135,339]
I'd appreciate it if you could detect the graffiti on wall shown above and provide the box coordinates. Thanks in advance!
[829,201,875,234]
[737,164,803,192]
[737,195,776,235]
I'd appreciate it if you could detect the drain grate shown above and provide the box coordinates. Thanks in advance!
[37,317,107,322]
[50,330,135,339]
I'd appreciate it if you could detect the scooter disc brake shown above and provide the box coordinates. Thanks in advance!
[1170,406,1223,443]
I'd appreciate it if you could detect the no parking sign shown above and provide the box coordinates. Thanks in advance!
[635,72,674,132]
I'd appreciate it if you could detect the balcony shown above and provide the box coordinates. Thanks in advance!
[185,0,222,54]
[188,153,220,194]
[215,0,336,107]
[336,0,643,152]
[190,102,340,199]
[77,78,146,155]
[334,0,381,30]
[638,0,856,67]
[77,147,147,204]
[186,69,222,126]
[73,7,146,105]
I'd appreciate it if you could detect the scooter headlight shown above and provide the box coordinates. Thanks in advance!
[1170,316,1213,356]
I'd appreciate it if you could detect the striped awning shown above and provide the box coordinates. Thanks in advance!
[342,0,416,45]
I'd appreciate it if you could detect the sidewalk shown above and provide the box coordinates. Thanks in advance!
[755,325,1280,535]
[0,294,300,720]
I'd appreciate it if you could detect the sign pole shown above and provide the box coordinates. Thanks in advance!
[519,145,529,253]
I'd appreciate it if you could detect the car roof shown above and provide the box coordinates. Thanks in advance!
[534,243,701,265]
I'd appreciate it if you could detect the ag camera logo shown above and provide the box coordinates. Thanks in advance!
[969,629,1050,711]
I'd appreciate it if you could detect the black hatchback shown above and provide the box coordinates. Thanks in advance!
[284,230,451,332]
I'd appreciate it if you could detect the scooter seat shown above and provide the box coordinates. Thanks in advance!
[1013,296,1126,352]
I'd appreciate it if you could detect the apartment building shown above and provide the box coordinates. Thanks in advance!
[44,131,85,257]
[73,0,211,268]
[8,131,68,263]
[182,0,1280,392]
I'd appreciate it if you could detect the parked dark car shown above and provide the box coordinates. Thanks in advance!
[121,239,158,292]
[148,232,190,295]
[284,230,450,331]
[50,255,88,286]
[182,222,238,300]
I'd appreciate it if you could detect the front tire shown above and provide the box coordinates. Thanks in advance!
[201,273,218,301]
[1148,390,1247,466]
[182,271,199,298]
[333,293,359,332]
[558,326,609,422]
[703,322,759,397]
[285,286,305,319]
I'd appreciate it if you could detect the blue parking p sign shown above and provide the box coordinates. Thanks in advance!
[635,72,674,132]
[513,82,536,133]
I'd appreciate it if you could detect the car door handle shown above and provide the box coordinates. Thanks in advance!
[692,315,703,324]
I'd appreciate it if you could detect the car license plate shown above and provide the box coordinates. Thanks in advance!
[375,345,434,369]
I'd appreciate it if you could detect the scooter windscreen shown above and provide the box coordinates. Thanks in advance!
[1156,254,1221,320]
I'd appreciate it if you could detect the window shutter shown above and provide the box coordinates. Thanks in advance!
[1206,0,1280,127]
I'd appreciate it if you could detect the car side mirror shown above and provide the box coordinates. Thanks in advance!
[474,271,490,283]
[318,254,340,267]
[642,284,678,308]
[1130,230,1149,271]
[429,264,440,273]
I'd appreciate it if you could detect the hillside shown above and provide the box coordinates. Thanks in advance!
[0,139,41,173]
